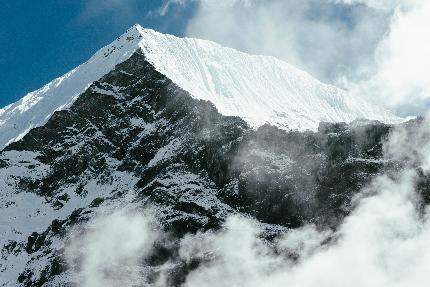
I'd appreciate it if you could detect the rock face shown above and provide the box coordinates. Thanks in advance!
[1,49,423,287]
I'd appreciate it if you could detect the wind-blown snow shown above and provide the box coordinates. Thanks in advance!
[0,24,401,148]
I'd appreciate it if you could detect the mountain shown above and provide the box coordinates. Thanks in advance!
[0,26,422,286]
[0,24,400,149]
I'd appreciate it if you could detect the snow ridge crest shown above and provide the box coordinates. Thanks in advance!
[0,24,400,148]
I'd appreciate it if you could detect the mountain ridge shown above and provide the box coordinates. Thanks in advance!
[0,24,401,149]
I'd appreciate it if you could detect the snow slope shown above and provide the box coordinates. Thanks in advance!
[0,24,401,148]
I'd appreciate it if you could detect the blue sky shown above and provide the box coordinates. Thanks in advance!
[0,0,195,108]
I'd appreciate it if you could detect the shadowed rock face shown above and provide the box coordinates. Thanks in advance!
[0,50,425,286]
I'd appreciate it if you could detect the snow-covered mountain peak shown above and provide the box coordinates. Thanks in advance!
[0,24,401,148]
[0,27,142,148]
[133,25,402,129]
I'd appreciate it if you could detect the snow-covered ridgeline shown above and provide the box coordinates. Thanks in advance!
[135,26,400,130]
[0,24,401,148]
[0,27,142,148]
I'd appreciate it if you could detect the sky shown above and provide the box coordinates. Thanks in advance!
[1,0,429,116]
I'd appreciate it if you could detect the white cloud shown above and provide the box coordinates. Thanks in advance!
[176,179,430,287]
[350,0,430,115]
[174,120,430,287]
[66,210,159,287]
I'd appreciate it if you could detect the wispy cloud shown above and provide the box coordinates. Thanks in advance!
[77,0,140,23]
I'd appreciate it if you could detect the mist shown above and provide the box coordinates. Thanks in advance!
[66,210,160,287]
